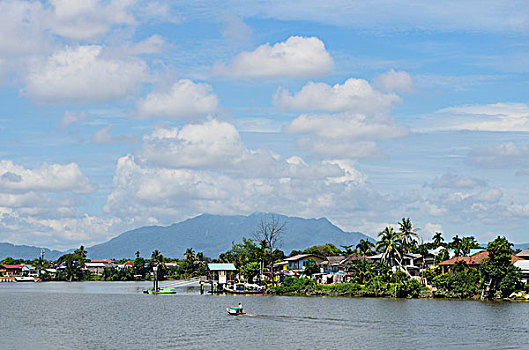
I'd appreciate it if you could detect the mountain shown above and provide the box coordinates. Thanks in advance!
[86,213,374,259]
[0,243,64,261]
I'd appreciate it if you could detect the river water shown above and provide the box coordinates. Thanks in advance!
[1,281,528,349]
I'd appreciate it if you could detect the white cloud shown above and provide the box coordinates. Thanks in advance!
[429,173,486,189]
[284,112,408,158]
[46,0,136,40]
[423,223,444,238]
[24,45,148,102]
[0,1,50,57]
[61,110,86,128]
[136,79,218,119]
[104,120,376,225]
[467,142,529,168]
[275,78,401,113]
[212,36,333,78]
[234,1,529,34]
[223,16,253,42]
[0,159,95,194]
[373,69,413,93]
[420,103,529,132]
[91,124,136,144]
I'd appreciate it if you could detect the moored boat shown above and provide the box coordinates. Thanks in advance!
[14,276,36,282]
[145,287,176,294]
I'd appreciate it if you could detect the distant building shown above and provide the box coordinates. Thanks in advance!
[1,264,24,277]
[438,251,522,273]
[284,254,324,272]
[207,263,236,288]
[516,248,529,260]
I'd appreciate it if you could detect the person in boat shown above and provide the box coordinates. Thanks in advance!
[238,302,243,314]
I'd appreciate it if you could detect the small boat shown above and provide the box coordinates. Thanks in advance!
[145,287,176,295]
[15,276,36,282]
[226,307,245,316]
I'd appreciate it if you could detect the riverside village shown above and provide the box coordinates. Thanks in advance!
[2,217,529,301]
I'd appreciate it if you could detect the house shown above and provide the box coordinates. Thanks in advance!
[367,253,422,277]
[22,265,38,277]
[207,263,236,289]
[438,251,522,273]
[1,264,24,277]
[284,254,325,272]
[514,260,529,283]
[86,262,106,275]
[516,248,529,260]
[89,259,115,267]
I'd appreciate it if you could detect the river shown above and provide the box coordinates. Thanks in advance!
[1,281,528,349]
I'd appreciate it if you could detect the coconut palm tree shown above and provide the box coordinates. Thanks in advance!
[356,239,375,256]
[398,218,420,253]
[432,232,444,248]
[376,226,403,266]
[451,235,463,257]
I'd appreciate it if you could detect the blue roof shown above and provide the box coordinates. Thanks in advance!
[208,263,236,271]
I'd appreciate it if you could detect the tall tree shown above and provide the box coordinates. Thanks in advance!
[451,235,463,257]
[376,226,402,266]
[481,236,521,298]
[398,218,420,253]
[252,215,287,278]
[461,236,481,256]
[356,239,375,256]
[432,232,444,248]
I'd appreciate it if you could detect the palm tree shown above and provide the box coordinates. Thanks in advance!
[432,232,444,248]
[451,235,463,257]
[356,239,375,256]
[376,226,403,267]
[340,244,354,255]
[398,218,420,253]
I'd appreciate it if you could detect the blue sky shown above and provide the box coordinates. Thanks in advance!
[1,0,529,250]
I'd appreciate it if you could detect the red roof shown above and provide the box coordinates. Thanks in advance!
[2,264,24,269]
[125,260,134,266]
[438,251,521,266]
[89,259,114,263]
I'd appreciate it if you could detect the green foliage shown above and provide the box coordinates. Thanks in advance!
[1,257,24,265]
[241,261,260,281]
[271,277,316,294]
[303,259,321,276]
[347,258,373,284]
[57,248,87,281]
[355,239,375,256]
[481,236,521,298]
[101,267,135,281]
[431,268,480,298]
[303,243,341,257]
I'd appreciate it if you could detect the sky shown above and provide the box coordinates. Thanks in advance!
[1,0,529,250]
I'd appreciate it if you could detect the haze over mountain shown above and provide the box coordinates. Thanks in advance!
[1,213,372,260]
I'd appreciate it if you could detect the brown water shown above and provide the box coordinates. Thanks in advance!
[1,281,528,349]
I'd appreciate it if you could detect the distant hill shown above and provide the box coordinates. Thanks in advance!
[86,213,374,259]
[0,243,63,261]
[514,243,529,251]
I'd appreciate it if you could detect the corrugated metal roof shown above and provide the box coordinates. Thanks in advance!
[208,263,236,271]
[86,263,106,267]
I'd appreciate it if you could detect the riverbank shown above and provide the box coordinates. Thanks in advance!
[266,276,529,301]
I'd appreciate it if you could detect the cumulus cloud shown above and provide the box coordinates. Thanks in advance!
[284,112,408,158]
[212,36,333,78]
[45,0,136,41]
[91,124,137,144]
[275,78,401,113]
[0,1,50,57]
[136,79,218,119]
[24,45,148,102]
[278,73,409,158]
[428,173,486,189]
[0,159,95,194]
[373,69,413,93]
[104,119,379,224]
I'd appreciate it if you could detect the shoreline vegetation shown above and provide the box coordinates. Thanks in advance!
[2,217,529,302]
